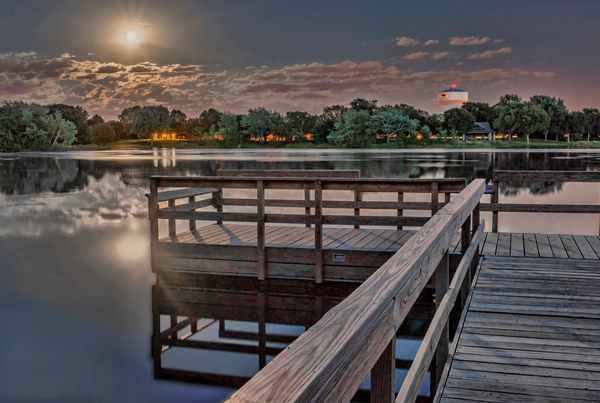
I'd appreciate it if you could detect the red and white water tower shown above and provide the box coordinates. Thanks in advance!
[438,85,468,110]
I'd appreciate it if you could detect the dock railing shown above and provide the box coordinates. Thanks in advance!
[148,174,466,283]
[482,170,600,233]
[226,179,485,402]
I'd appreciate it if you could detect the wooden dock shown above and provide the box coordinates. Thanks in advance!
[435,255,600,402]
[147,169,600,402]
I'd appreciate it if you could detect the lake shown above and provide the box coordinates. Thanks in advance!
[1,148,599,402]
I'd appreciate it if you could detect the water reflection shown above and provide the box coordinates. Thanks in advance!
[151,277,434,401]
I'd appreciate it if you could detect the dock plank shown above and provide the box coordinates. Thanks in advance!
[585,235,600,257]
[573,235,598,259]
[534,233,554,258]
[495,233,511,256]
[438,255,600,403]
[560,234,584,259]
[522,233,539,257]
[547,234,568,258]
[482,232,498,256]
[510,233,524,257]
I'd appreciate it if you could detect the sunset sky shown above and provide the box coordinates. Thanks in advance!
[0,0,598,119]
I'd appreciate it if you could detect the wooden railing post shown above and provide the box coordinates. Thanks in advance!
[258,292,267,369]
[461,215,471,256]
[315,180,323,283]
[371,336,396,403]
[257,180,266,280]
[431,251,449,395]
[397,190,404,230]
[168,199,176,236]
[216,188,224,225]
[431,182,439,215]
[492,177,499,232]
[305,189,311,228]
[188,195,196,231]
[149,179,159,271]
[472,202,480,237]
[354,189,362,229]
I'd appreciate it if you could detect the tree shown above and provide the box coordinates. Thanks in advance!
[131,105,173,146]
[241,107,281,143]
[461,102,496,124]
[89,122,117,145]
[118,105,142,139]
[286,111,317,136]
[108,121,127,140]
[41,111,77,147]
[212,112,244,145]
[198,108,222,137]
[47,104,90,144]
[350,98,379,115]
[529,95,568,141]
[443,108,476,136]
[313,105,346,143]
[496,94,522,107]
[371,109,416,144]
[568,111,587,140]
[327,109,373,147]
[494,102,550,143]
[87,114,104,127]
[170,109,187,135]
[582,108,600,139]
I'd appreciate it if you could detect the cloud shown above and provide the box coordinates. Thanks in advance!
[432,52,451,59]
[533,71,556,78]
[424,39,439,46]
[450,36,492,45]
[403,52,429,60]
[469,47,512,59]
[492,39,504,43]
[0,52,555,119]
[61,53,75,58]
[396,36,420,46]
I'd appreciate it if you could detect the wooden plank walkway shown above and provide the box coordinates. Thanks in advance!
[438,255,600,402]
[161,224,417,253]
[478,232,600,259]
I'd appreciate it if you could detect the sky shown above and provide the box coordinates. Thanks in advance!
[1,0,599,120]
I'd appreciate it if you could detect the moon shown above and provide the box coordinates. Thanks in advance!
[124,30,139,44]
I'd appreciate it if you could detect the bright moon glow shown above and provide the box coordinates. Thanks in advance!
[124,30,139,44]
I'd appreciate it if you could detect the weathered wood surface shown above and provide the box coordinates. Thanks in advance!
[216,169,361,178]
[226,179,485,402]
[146,187,219,202]
[437,255,600,402]
[479,232,600,259]
[396,222,484,403]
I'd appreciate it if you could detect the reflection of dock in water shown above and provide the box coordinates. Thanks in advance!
[151,277,437,401]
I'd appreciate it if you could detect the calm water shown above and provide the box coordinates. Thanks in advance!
[1,148,600,402]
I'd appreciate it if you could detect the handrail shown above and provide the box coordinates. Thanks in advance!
[226,179,485,402]
[396,221,485,403]
[483,170,600,233]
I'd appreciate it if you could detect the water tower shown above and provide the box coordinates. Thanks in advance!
[438,85,468,110]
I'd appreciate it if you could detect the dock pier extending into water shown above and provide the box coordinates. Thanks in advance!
[148,170,600,402]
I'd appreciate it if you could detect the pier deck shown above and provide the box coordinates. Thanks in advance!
[436,255,600,402]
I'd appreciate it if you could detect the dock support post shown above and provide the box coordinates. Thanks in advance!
[354,189,362,229]
[431,182,439,215]
[216,188,223,225]
[397,190,404,230]
[492,177,499,232]
[315,180,323,283]
[149,179,159,272]
[461,215,471,256]
[168,199,176,236]
[257,180,266,280]
[188,196,196,231]
[305,189,311,228]
[431,251,449,396]
[371,336,396,403]
[472,202,480,237]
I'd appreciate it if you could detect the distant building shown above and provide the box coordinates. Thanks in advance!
[438,85,468,110]
[464,122,496,142]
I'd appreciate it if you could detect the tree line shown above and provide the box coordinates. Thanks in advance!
[1,94,600,150]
